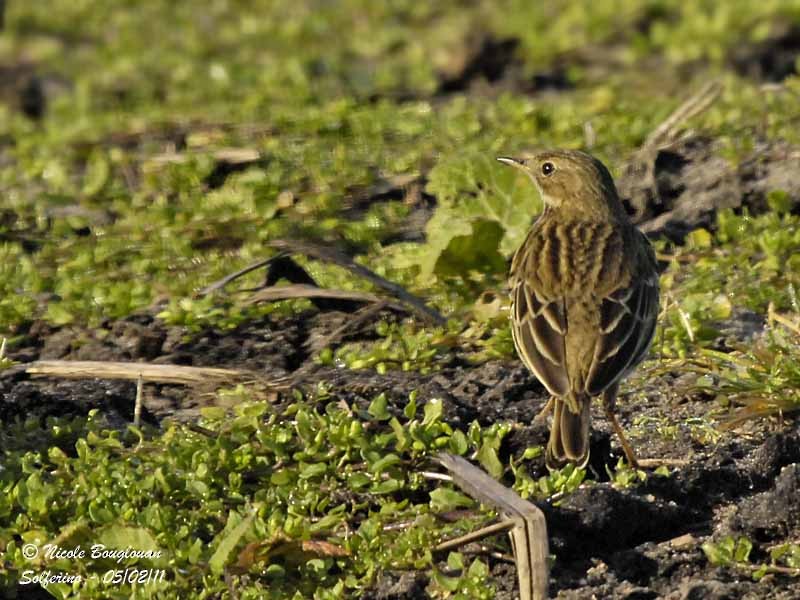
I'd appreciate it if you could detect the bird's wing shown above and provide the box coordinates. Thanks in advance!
[585,230,659,396]
[511,278,569,396]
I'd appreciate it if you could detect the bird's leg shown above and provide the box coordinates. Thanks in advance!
[532,396,554,424]
[602,387,639,469]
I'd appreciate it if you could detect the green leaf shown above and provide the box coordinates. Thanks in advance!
[369,453,401,474]
[448,430,469,455]
[209,510,256,574]
[476,443,504,479]
[347,472,371,490]
[522,446,542,460]
[734,536,753,562]
[432,219,506,277]
[389,417,409,451]
[429,487,475,511]
[88,502,114,524]
[48,446,69,464]
[368,394,390,421]
[687,228,713,249]
[702,536,751,567]
[709,294,732,319]
[447,551,465,570]
[422,398,443,426]
[46,303,75,326]
[95,524,166,566]
[299,462,328,480]
[43,583,72,599]
[702,540,728,566]
[404,392,418,419]
[372,478,402,494]
[296,409,316,440]
[422,153,541,281]
[82,150,110,197]
[767,189,791,213]
[467,557,489,578]
[270,469,294,486]
[433,569,461,592]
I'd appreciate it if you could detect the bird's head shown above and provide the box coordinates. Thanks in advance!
[497,150,626,221]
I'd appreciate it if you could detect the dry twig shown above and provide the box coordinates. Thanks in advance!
[133,373,144,427]
[640,80,722,152]
[199,253,289,296]
[26,360,265,387]
[768,302,800,336]
[269,239,446,325]
[433,520,515,554]
[435,453,549,600]
[626,80,722,218]
[244,284,404,312]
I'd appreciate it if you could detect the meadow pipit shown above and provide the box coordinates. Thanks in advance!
[498,150,659,469]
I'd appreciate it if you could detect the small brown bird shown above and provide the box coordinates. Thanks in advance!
[498,150,659,470]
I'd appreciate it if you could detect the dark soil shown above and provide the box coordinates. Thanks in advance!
[619,137,800,242]
[729,23,800,82]
[3,296,799,598]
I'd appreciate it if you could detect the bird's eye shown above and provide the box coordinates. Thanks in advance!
[541,162,555,176]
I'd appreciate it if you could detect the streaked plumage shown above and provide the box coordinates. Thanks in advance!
[498,150,659,469]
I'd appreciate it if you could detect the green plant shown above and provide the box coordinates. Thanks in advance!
[702,536,800,580]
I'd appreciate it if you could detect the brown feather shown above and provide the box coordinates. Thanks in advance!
[505,149,660,469]
[546,396,591,469]
[511,282,569,396]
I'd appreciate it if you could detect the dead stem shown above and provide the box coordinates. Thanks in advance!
[269,239,446,325]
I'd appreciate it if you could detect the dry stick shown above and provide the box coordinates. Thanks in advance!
[420,471,453,483]
[433,520,515,554]
[636,458,690,468]
[199,253,288,296]
[304,299,391,353]
[768,302,800,336]
[26,360,260,387]
[664,533,697,549]
[641,80,722,151]
[435,453,549,600]
[269,239,447,326]
[631,80,722,217]
[244,284,404,313]
[146,147,261,169]
[739,563,800,578]
[486,550,517,564]
[133,373,144,428]
[185,423,218,438]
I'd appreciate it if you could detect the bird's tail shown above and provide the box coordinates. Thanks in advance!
[545,394,591,470]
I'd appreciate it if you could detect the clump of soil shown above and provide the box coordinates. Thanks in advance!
[729,23,800,82]
[619,137,800,241]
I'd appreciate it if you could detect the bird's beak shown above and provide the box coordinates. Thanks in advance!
[496,156,525,170]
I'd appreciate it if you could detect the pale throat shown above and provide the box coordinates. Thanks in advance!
[539,190,618,222]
